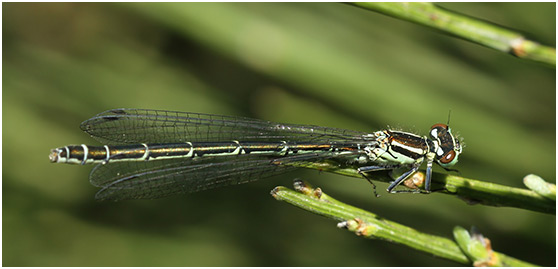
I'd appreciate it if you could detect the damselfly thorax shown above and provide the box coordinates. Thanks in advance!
[50,109,462,200]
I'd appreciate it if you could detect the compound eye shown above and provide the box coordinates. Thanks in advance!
[431,123,448,130]
[430,123,448,139]
[439,150,456,164]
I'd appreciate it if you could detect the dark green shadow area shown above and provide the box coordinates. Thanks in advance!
[3,2,555,266]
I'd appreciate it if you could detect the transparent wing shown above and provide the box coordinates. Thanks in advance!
[90,151,354,201]
[80,108,371,144]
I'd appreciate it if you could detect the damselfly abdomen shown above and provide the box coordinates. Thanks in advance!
[49,109,462,200]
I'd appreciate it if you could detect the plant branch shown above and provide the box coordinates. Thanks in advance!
[290,160,555,214]
[271,180,538,266]
[349,2,556,66]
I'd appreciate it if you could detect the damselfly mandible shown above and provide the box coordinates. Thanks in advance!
[49,109,462,200]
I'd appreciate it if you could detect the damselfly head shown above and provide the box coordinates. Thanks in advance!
[429,123,462,168]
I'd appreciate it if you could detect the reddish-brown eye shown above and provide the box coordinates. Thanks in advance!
[431,123,448,130]
[440,150,456,164]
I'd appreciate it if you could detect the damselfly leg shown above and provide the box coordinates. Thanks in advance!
[359,164,426,194]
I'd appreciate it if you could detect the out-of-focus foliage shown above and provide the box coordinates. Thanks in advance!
[3,3,555,266]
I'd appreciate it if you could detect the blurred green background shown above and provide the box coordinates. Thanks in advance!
[3,2,555,266]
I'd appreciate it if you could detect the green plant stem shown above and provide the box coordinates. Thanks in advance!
[453,226,538,266]
[290,160,555,214]
[523,174,556,201]
[271,180,538,266]
[350,2,556,66]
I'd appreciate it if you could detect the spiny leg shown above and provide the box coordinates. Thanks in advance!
[357,164,400,197]
[386,166,431,194]
[425,158,433,191]
[392,163,444,194]
[359,172,379,198]
[425,163,453,193]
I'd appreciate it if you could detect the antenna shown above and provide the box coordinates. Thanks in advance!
[447,110,452,126]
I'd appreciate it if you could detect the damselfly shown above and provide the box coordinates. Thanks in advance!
[49,109,462,200]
